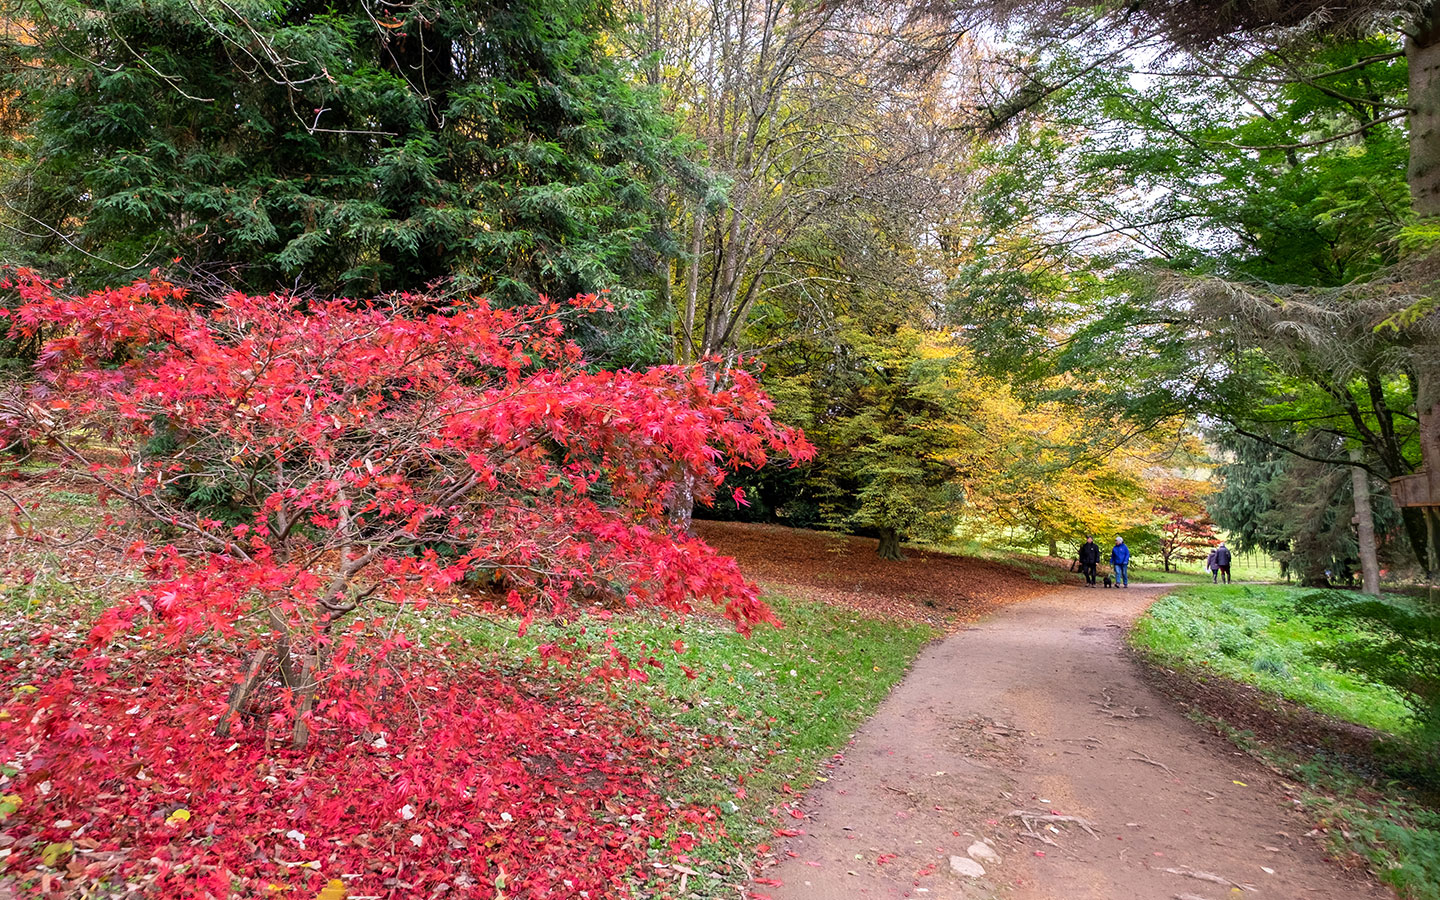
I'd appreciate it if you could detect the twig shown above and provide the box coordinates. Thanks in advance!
[1014,827,1058,846]
[1092,688,1151,719]
[1005,809,1100,840]
[1126,751,1175,776]
[1161,866,1256,891]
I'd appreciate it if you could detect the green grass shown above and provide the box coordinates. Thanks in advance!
[422,594,937,896]
[1204,716,1440,900]
[1131,585,1415,732]
[1132,585,1440,899]
[907,536,1069,584]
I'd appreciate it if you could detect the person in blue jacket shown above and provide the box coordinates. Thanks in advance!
[1110,536,1130,588]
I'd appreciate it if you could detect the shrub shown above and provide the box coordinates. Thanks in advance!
[1288,591,1440,730]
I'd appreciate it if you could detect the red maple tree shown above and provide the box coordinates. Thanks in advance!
[1152,480,1219,573]
[0,270,812,896]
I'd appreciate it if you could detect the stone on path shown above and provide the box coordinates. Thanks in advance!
[950,855,986,878]
[967,841,1001,864]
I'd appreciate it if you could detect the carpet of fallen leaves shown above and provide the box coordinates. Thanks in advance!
[0,634,719,899]
[696,521,1070,630]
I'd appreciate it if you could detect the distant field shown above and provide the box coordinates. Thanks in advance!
[1128,553,1283,584]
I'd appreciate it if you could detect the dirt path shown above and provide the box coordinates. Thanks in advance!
[752,585,1389,900]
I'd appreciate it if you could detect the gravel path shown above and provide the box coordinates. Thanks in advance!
[752,584,1390,900]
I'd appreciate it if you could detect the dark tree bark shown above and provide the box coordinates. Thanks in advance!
[877,527,904,561]
[1408,9,1440,218]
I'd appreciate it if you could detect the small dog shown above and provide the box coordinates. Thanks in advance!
[1103,574,1114,588]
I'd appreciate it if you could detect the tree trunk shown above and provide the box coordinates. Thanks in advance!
[679,202,705,364]
[1047,536,1058,557]
[1428,506,1440,578]
[290,651,318,750]
[670,471,696,535]
[1351,449,1381,596]
[215,648,272,738]
[1406,15,1440,579]
[1400,507,1433,576]
[876,527,903,561]
[1408,12,1440,218]
[1418,370,1440,576]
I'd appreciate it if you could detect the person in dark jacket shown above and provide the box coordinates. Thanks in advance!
[1078,536,1101,587]
[1110,536,1130,587]
[1215,541,1232,584]
[1206,547,1220,583]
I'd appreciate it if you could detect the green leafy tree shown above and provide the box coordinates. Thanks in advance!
[820,329,971,560]
[751,303,973,560]
[1209,428,1412,583]
[949,32,1439,571]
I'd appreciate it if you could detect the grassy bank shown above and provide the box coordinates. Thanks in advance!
[1132,585,1440,897]
[1131,585,1414,730]
[450,594,935,894]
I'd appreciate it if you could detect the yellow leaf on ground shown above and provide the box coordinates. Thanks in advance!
[40,841,73,867]
[314,879,347,900]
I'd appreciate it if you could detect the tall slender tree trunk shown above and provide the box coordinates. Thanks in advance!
[1351,449,1381,596]
[1407,13,1440,579]
[680,203,705,364]
[1408,12,1440,218]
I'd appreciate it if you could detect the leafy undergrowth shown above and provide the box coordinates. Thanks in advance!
[1133,584,1440,898]
[1131,585,1414,732]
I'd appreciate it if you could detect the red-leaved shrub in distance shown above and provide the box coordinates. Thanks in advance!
[0,270,811,897]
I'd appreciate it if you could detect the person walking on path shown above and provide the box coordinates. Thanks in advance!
[1110,536,1130,587]
[1078,535,1101,587]
[1215,541,1233,584]
[1206,547,1220,583]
